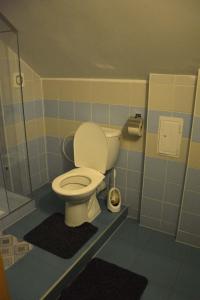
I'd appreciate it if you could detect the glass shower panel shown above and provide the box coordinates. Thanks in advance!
[0,157,9,218]
[0,18,32,214]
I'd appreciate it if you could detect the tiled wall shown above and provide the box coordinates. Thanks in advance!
[140,74,196,235]
[0,39,48,195]
[42,78,147,218]
[20,60,48,190]
[0,40,29,195]
[176,69,200,247]
[1,39,200,247]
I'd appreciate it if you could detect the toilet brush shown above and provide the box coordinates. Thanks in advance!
[107,169,121,213]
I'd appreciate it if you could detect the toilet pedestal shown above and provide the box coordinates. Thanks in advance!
[65,193,101,227]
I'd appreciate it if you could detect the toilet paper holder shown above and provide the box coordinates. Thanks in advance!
[127,114,143,137]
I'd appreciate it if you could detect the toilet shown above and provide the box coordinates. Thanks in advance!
[52,122,121,227]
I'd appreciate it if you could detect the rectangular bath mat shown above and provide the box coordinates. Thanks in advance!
[24,213,98,258]
[59,258,148,300]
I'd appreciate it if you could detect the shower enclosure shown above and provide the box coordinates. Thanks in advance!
[0,13,32,219]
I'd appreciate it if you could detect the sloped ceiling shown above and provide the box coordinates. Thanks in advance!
[0,0,200,79]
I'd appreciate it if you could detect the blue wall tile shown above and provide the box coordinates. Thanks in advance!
[172,112,192,138]
[75,102,91,121]
[141,197,162,219]
[46,136,61,154]
[3,103,23,125]
[116,148,127,169]
[35,100,44,118]
[24,102,36,120]
[185,168,200,193]
[125,188,140,209]
[127,170,142,190]
[27,139,39,157]
[59,101,74,120]
[143,178,164,200]
[47,153,63,180]
[192,116,200,142]
[182,190,200,214]
[127,151,143,172]
[180,212,200,236]
[162,203,179,224]
[44,100,58,118]
[166,161,186,185]
[109,105,129,126]
[129,106,146,119]
[92,103,109,124]
[164,183,182,205]
[29,156,40,175]
[115,167,127,188]
[39,153,47,170]
[145,157,167,182]
[147,111,171,133]
[38,137,46,153]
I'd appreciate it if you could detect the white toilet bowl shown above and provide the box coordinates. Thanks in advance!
[52,122,120,227]
[52,167,104,227]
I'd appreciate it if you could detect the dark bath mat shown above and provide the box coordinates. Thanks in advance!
[24,213,98,258]
[59,258,148,300]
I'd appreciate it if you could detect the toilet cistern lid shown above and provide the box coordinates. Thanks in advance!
[74,122,108,174]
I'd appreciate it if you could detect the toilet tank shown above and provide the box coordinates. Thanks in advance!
[101,127,121,171]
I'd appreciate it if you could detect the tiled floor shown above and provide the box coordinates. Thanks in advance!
[5,185,127,300]
[96,218,200,300]
[7,191,30,211]
[3,184,200,300]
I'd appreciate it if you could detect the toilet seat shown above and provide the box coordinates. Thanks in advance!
[52,167,105,197]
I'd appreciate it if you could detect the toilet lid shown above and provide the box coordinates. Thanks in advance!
[74,122,108,174]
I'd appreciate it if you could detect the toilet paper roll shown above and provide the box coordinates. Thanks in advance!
[128,125,142,136]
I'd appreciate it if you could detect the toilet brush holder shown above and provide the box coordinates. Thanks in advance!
[107,187,121,213]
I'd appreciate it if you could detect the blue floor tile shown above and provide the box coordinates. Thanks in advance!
[5,186,127,300]
[97,237,140,270]
[4,183,200,300]
[173,263,200,298]
[145,230,188,262]
[141,283,171,300]
[130,250,181,288]
[169,289,199,300]
[7,251,63,300]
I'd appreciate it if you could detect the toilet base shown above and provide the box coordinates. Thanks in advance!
[65,193,101,227]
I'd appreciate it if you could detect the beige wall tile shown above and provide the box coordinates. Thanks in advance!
[20,60,33,81]
[58,119,81,138]
[33,79,43,100]
[188,142,200,169]
[26,119,41,140]
[59,80,92,102]
[91,80,131,105]
[45,117,59,137]
[175,75,196,86]
[120,126,145,152]
[145,133,189,162]
[35,118,45,137]
[148,83,174,111]
[11,87,22,104]
[5,122,25,147]
[150,74,174,84]
[173,85,195,114]
[42,80,60,100]
[129,81,147,107]
[22,80,34,101]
